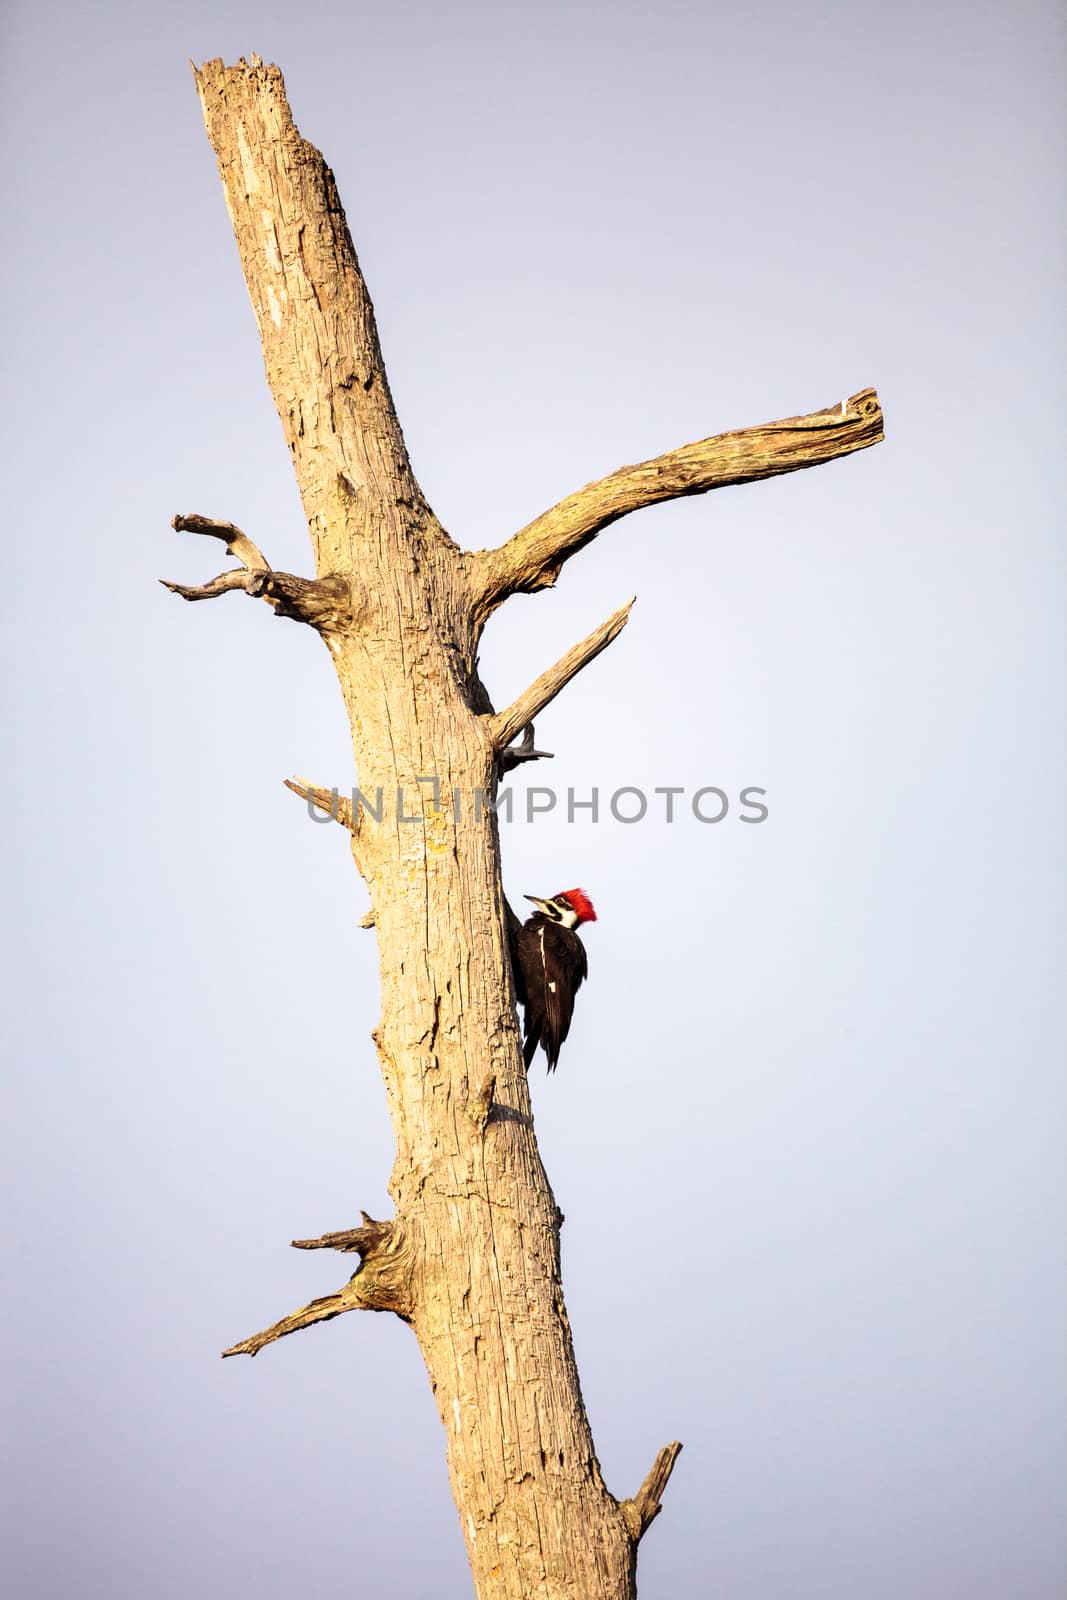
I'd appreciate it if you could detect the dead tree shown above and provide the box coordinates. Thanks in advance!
[163,57,884,1600]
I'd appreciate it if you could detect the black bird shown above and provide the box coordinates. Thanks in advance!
[513,889,597,1072]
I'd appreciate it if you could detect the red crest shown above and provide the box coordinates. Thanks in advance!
[557,888,597,925]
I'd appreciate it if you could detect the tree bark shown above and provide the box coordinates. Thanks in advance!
[165,56,883,1599]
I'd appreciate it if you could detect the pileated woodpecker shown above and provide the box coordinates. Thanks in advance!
[512,889,597,1072]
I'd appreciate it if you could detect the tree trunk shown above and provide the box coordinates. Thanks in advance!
[165,56,883,1600]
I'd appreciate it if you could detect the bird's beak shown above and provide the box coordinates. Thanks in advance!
[524,894,550,912]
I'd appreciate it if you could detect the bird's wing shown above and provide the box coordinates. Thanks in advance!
[543,928,584,1069]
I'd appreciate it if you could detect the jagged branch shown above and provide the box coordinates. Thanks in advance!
[620,1441,684,1542]
[283,776,357,832]
[161,568,267,602]
[292,1211,396,1255]
[497,722,554,774]
[487,598,635,752]
[160,567,349,627]
[283,777,373,883]
[223,1215,414,1357]
[471,388,884,622]
[163,513,351,629]
[221,1277,369,1359]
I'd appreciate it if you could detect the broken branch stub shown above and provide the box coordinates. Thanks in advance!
[488,597,635,751]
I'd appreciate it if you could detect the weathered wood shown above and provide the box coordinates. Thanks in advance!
[167,53,884,1599]
[222,1216,416,1356]
[171,512,271,570]
[161,563,350,627]
[163,514,351,625]
[282,776,356,832]
[190,55,639,1599]
[621,1441,685,1539]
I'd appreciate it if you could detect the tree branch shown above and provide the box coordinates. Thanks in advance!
[283,776,357,832]
[291,1211,393,1254]
[160,567,350,627]
[223,1215,413,1357]
[162,513,351,629]
[497,722,554,774]
[487,598,635,751]
[221,1278,369,1358]
[620,1440,683,1541]
[471,387,883,620]
[160,568,267,603]
[171,512,271,571]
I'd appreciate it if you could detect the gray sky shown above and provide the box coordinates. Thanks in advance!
[3,2,1064,1596]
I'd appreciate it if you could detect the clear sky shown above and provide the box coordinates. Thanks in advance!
[3,2,1064,1596]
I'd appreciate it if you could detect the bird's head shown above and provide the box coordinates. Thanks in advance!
[524,888,598,931]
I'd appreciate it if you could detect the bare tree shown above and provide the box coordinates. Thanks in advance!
[163,57,884,1600]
